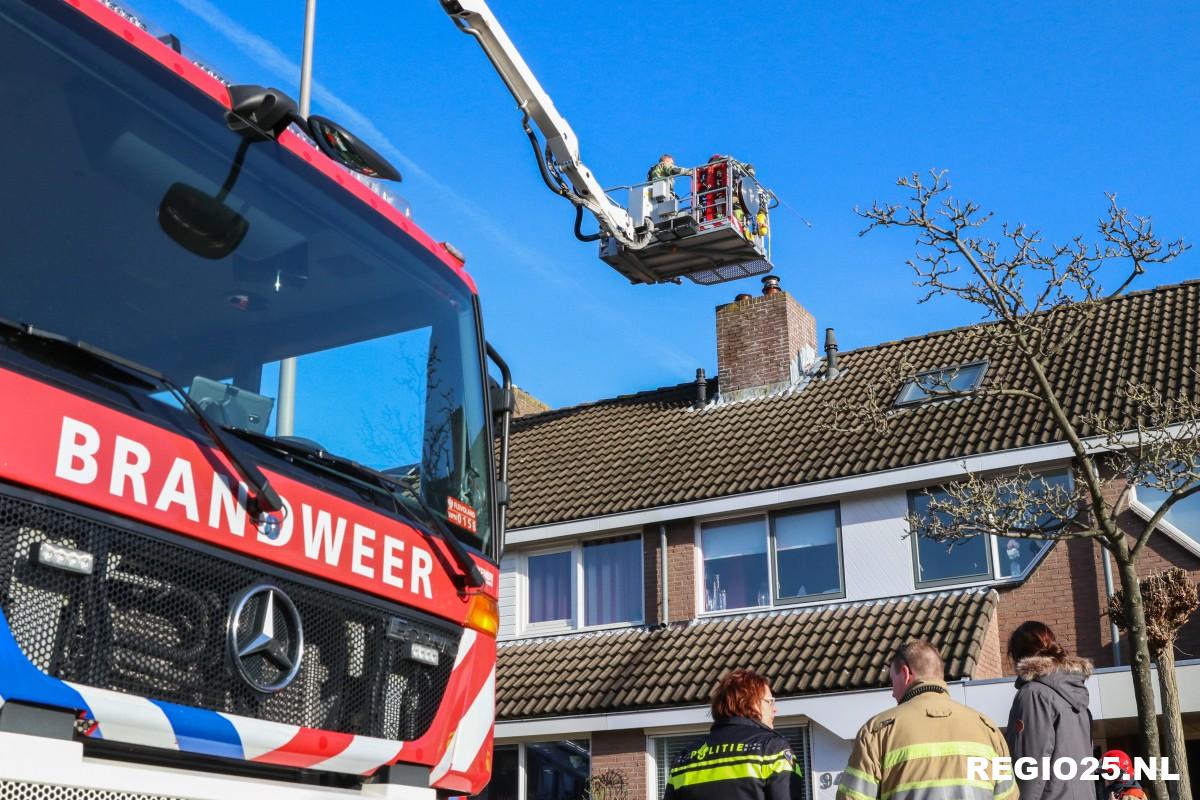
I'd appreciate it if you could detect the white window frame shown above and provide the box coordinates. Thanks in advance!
[522,545,576,636]
[1128,484,1200,559]
[695,505,844,618]
[519,532,645,636]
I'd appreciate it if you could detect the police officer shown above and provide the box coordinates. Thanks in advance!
[837,641,1017,800]
[664,669,803,800]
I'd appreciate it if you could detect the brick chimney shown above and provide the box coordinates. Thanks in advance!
[715,275,818,401]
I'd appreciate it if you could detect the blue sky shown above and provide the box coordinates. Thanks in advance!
[129,0,1199,409]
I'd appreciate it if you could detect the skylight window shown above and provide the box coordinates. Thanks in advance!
[895,361,988,406]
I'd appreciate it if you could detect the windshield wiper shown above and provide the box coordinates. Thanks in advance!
[222,428,485,589]
[0,318,283,516]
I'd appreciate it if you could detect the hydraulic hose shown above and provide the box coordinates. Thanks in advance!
[573,205,602,242]
[521,110,600,243]
[522,110,569,198]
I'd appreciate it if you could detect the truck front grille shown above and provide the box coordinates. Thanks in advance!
[1,781,183,800]
[0,485,460,742]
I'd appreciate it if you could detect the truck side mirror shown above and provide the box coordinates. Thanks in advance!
[306,116,402,182]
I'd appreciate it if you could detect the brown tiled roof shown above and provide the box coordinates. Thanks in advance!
[496,589,997,720]
[506,280,1200,529]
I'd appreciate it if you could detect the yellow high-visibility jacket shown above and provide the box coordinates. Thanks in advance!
[837,681,1017,800]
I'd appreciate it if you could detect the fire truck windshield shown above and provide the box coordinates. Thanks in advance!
[0,0,492,551]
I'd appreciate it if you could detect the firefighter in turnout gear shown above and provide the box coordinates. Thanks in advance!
[665,670,803,800]
[647,153,693,183]
[837,641,1017,800]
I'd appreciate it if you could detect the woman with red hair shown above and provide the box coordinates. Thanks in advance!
[1005,621,1094,800]
[663,670,803,799]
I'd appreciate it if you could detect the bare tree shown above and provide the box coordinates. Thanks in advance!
[853,171,1194,800]
[1109,568,1199,800]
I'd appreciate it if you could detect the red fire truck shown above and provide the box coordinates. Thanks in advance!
[0,0,780,794]
[0,0,511,795]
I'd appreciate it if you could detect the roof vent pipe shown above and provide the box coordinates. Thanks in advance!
[824,327,840,380]
[762,275,781,295]
[694,368,707,408]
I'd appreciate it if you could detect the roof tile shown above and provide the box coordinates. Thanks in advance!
[497,590,998,720]
[505,282,1200,529]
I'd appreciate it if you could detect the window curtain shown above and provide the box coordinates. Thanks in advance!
[528,551,571,623]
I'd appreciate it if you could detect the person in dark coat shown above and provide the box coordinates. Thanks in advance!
[664,669,803,800]
[1005,621,1094,800]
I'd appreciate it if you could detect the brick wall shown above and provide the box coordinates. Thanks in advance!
[994,475,1200,673]
[665,519,697,622]
[643,525,662,626]
[590,729,648,799]
[973,605,1004,679]
[715,288,817,397]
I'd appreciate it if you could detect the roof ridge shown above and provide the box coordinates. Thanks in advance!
[513,279,1198,421]
[835,277,1200,360]
[511,377,712,425]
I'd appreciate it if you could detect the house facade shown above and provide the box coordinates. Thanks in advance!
[482,278,1200,800]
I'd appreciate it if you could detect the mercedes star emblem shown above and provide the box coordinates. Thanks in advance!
[227,584,304,693]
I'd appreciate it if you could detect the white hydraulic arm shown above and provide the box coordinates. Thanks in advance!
[440,0,646,248]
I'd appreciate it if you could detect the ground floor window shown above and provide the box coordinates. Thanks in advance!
[473,745,518,800]
[653,725,811,800]
[471,740,590,800]
[526,740,590,800]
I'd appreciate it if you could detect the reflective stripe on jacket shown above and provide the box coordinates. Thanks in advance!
[664,716,804,800]
[836,682,1017,800]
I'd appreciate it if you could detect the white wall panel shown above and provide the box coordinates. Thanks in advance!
[809,720,853,800]
[498,551,518,640]
[839,490,915,602]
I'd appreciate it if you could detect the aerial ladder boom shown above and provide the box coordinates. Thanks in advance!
[441,0,777,286]
[441,0,640,247]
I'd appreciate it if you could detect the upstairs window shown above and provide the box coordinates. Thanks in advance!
[773,506,843,601]
[1133,460,1200,549]
[909,471,1067,586]
[522,534,644,634]
[995,472,1070,576]
[583,535,642,626]
[527,550,572,625]
[702,517,770,611]
[700,505,843,613]
[895,361,988,406]
[909,492,992,585]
